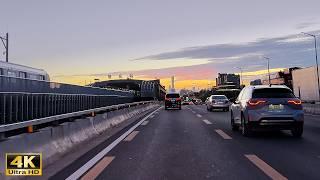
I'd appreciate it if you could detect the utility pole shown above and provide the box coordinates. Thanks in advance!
[301,32,320,101]
[263,56,271,85]
[0,33,8,62]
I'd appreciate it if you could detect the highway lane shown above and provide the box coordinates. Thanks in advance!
[51,105,320,180]
[189,105,320,180]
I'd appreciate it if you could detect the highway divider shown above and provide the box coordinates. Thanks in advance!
[0,101,160,179]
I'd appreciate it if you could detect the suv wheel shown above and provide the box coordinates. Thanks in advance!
[231,111,239,131]
[241,115,251,137]
[291,125,303,137]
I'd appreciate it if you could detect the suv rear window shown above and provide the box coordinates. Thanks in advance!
[166,94,180,98]
[252,88,295,98]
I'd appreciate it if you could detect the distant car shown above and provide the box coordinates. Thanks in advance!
[165,93,182,110]
[230,85,304,137]
[194,99,203,105]
[182,100,191,105]
[206,95,230,112]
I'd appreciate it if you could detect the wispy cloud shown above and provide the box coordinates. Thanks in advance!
[295,22,319,29]
[53,30,320,88]
[133,30,320,72]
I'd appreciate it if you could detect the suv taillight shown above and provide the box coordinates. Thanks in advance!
[288,99,302,105]
[288,99,302,109]
[247,99,267,106]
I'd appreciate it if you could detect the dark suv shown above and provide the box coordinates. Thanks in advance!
[165,93,182,110]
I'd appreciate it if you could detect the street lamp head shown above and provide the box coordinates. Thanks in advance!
[263,56,270,60]
[301,32,316,37]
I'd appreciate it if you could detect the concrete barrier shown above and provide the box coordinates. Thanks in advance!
[0,103,159,179]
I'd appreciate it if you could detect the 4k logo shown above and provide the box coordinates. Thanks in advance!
[6,153,42,176]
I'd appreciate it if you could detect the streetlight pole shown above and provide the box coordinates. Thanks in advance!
[263,56,271,85]
[0,33,8,62]
[302,32,320,101]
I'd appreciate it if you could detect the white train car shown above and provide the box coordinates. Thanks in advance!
[0,61,50,81]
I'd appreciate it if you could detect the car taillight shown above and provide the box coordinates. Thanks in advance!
[176,98,181,101]
[165,98,171,101]
[247,99,267,106]
[288,99,302,105]
[287,99,302,109]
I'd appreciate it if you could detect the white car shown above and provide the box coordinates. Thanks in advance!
[206,95,230,112]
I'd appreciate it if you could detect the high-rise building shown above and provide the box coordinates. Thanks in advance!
[216,73,240,89]
[171,76,175,90]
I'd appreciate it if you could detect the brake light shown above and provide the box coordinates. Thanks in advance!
[165,98,171,101]
[288,99,302,105]
[248,99,267,106]
[176,98,181,101]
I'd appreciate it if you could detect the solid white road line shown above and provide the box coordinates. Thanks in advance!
[196,114,202,118]
[215,129,232,139]
[66,106,162,180]
[141,121,149,126]
[245,154,288,180]
[202,119,212,125]
[81,156,115,180]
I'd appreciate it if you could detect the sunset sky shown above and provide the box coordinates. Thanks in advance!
[1,0,320,90]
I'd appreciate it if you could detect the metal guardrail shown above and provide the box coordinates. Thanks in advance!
[0,92,135,126]
[0,100,156,133]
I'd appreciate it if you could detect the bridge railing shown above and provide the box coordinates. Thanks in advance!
[0,92,135,126]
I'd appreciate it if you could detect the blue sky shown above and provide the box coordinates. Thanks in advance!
[0,0,320,87]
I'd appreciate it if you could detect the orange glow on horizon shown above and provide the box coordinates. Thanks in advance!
[51,67,286,90]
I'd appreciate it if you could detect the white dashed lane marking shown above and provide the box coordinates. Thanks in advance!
[196,114,202,118]
[215,129,232,140]
[202,119,212,125]
[245,154,287,180]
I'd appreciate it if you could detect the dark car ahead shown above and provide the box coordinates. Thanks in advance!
[165,93,182,110]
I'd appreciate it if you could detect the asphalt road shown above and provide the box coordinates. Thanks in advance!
[51,105,320,180]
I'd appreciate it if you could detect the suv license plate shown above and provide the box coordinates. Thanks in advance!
[268,104,284,112]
